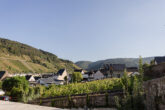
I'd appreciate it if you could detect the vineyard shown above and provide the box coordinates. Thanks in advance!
[42,78,122,97]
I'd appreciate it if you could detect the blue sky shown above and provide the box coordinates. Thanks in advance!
[0,0,165,62]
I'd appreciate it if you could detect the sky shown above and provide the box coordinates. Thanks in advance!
[0,0,165,62]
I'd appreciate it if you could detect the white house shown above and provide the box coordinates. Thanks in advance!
[74,69,87,79]
[74,69,85,75]
[37,69,68,86]
[128,72,140,77]
[93,70,104,80]
[55,69,68,81]
[38,77,64,87]
[25,75,35,82]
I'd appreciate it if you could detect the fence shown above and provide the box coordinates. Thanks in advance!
[28,91,123,108]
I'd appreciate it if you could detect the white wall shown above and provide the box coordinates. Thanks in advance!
[29,76,35,82]
[56,70,68,81]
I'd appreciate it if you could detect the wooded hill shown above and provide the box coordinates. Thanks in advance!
[76,57,154,70]
[0,38,79,73]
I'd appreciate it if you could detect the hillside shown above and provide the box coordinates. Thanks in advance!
[75,61,92,70]
[0,38,79,73]
[76,57,154,70]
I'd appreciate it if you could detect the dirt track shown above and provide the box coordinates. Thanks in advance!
[0,101,117,110]
[0,101,67,110]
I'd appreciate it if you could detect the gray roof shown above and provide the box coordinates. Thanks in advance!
[25,75,33,80]
[0,71,7,80]
[155,57,165,64]
[34,76,41,81]
[40,77,63,84]
[126,67,138,72]
[40,77,55,84]
[74,69,83,73]
[104,64,126,71]
[57,69,65,75]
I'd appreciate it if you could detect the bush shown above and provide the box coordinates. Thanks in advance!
[71,72,83,83]
[2,76,29,93]
[0,81,2,89]
[10,87,25,102]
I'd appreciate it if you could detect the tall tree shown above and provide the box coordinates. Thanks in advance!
[138,56,144,83]
[115,68,145,110]
[71,72,83,83]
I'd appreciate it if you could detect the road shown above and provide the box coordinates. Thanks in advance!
[0,101,67,110]
[0,101,117,110]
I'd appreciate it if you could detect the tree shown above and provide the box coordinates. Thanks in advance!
[115,68,145,110]
[138,56,144,83]
[150,60,155,66]
[64,76,68,85]
[143,62,150,70]
[121,69,130,94]
[10,87,25,102]
[0,81,2,89]
[2,76,29,93]
[71,72,83,83]
[2,76,30,102]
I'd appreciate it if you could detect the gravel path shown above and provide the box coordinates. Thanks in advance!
[0,101,67,110]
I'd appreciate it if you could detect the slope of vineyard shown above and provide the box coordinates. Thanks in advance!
[0,38,79,73]
[42,78,122,97]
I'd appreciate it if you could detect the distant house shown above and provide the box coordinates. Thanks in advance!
[42,73,54,78]
[110,64,126,78]
[38,77,64,87]
[154,57,165,65]
[101,64,126,78]
[74,69,85,74]
[93,70,104,80]
[126,67,139,76]
[126,67,138,72]
[74,69,88,79]
[38,77,65,86]
[34,76,41,81]
[38,69,68,86]
[0,71,9,81]
[85,71,95,80]
[55,69,68,81]
[25,75,35,82]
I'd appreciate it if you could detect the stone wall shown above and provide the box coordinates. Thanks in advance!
[144,76,165,110]
[28,92,123,108]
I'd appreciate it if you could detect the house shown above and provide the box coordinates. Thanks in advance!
[74,69,85,74]
[74,69,88,80]
[0,71,9,81]
[101,64,126,78]
[42,73,54,78]
[110,64,126,78]
[126,67,139,76]
[126,67,138,72]
[38,69,68,86]
[38,77,64,86]
[86,71,94,78]
[25,75,35,82]
[154,56,165,65]
[83,71,95,81]
[34,76,41,81]
[55,69,68,81]
[93,70,104,80]
[82,73,89,81]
